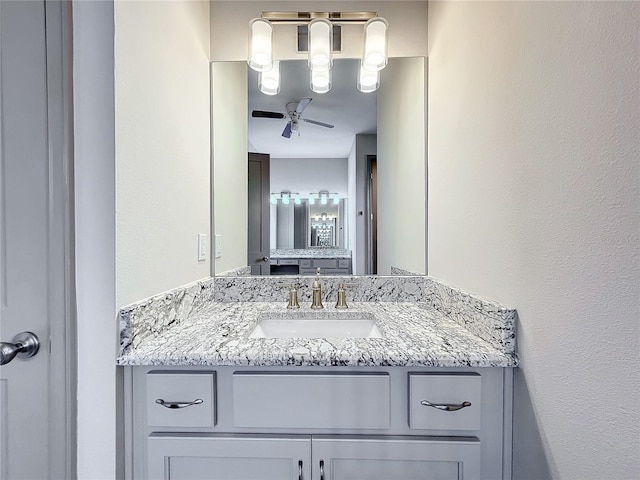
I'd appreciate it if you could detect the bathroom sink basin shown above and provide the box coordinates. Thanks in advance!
[249,312,383,339]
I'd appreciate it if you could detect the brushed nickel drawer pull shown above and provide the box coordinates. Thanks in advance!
[155,398,204,409]
[420,400,472,411]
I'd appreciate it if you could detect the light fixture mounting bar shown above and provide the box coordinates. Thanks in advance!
[261,11,378,25]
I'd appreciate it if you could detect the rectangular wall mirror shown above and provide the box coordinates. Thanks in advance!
[212,57,426,277]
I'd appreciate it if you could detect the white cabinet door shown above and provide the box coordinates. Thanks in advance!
[147,434,311,480]
[311,436,481,480]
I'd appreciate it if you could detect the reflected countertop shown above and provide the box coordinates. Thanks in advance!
[270,248,352,259]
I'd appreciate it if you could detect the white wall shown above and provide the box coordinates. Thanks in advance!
[270,157,348,197]
[115,0,211,307]
[210,1,428,61]
[212,62,248,273]
[428,2,640,479]
[73,1,116,477]
[377,57,426,275]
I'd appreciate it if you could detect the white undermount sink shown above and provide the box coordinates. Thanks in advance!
[249,312,383,339]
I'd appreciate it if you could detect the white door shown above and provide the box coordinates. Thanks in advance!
[0,1,72,478]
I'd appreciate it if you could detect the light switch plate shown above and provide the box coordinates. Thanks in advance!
[198,234,207,261]
[215,234,222,259]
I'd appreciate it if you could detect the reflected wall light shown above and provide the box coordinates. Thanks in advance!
[258,60,280,95]
[362,17,389,72]
[248,18,273,72]
[311,69,332,94]
[308,18,333,72]
[357,61,380,93]
[270,191,300,204]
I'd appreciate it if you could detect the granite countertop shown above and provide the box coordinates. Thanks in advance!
[117,301,517,368]
[270,249,352,259]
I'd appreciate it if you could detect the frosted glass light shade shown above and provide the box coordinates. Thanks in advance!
[357,62,380,93]
[258,61,280,95]
[308,19,333,71]
[248,19,273,72]
[362,17,389,72]
[311,69,332,94]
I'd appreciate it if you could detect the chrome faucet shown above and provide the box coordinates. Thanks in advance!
[311,268,323,310]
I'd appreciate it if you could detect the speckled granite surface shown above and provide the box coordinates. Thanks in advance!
[216,266,251,276]
[119,278,214,357]
[390,266,424,276]
[118,274,518,367]
[423,277,517,355]
[271,248,351,259]
[213,275,427,303]
[118,302,517,367]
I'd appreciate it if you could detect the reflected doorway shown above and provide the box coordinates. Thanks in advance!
[368,155,378,274]
[248,152,270,275]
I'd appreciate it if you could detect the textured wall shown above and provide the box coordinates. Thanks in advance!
[428,2,640,478]
[115,0,211,307]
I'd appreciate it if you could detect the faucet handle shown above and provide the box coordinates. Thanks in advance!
[277,282,301,309]
[335,283,358,309]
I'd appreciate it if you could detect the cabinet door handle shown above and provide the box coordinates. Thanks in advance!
[298,459,303,480]
[155,398,203,409]
[420,400,472,411]
[319,459,325,480]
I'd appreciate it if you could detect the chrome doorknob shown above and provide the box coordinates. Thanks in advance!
[0,332,40,365]
[262,256,269,262]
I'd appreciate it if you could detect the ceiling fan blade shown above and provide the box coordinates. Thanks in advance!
[282,122,292,138]
[302,118,335,129]
[295,98,312,114]
[252,110,286,119]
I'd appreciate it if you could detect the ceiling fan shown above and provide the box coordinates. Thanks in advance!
[251,98,335,138]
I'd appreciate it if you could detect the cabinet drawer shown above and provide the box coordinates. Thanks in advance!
[299,259,311,268]
[313,259,337,268]
[338,259,351,268]
[146,372,216,427]
[278,259,299,265]
[409,373,481,431]
[233,372,390,429]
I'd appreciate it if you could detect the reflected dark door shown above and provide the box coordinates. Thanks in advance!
[368,155,378,274]
[248,153,270,275]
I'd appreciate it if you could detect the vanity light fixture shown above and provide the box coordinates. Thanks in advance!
[258,60,280,95]
[362,17,389,72]
[270,190,300,204]
[308,18,333,72]
[309,190,339,206]
[249,12,388,94]
[248,18,273,72]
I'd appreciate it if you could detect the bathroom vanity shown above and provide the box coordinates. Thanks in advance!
[269,249,353,275]
[119,275,517,480]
